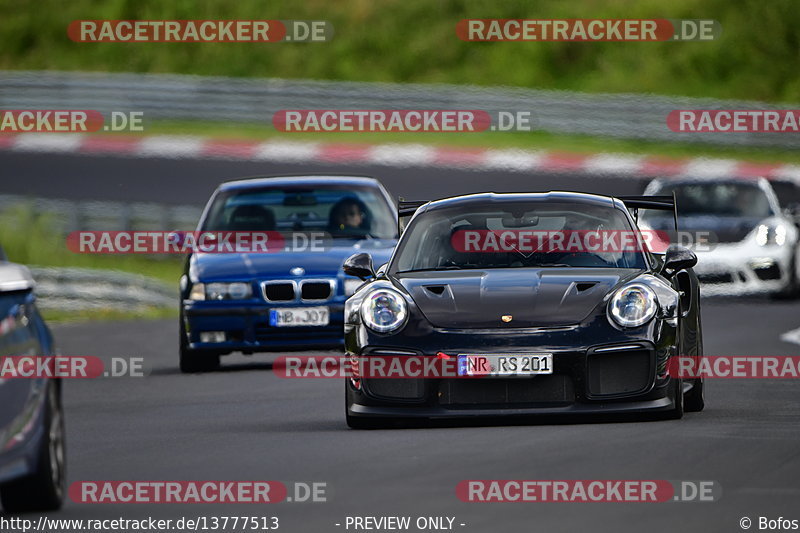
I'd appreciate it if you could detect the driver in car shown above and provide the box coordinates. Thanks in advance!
[329,197,370,236]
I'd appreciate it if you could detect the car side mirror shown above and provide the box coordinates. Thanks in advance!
[343,252,375,281]
[663,246,697,275]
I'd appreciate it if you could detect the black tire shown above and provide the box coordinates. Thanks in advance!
[773,253,799,299]
[664,378,684,420]
[0,382,66,513]
[684,310,705,412]
[179,318,220,373]
[684,377,705,412]
[179,345,220,373]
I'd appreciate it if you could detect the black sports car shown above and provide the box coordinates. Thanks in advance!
[342,191,704,428]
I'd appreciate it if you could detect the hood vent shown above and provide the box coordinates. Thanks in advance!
[575,282,598,293]
[424,285,447,296]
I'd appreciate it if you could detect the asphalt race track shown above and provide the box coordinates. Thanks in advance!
[50,300,800,533]
[3,151,800,532]
[0,151,648,204]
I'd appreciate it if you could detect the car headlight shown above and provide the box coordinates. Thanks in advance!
[189,283,205,301]
[608,284,658,328]
[776,224,787,246]
[756,224,787,246]
[204,282,253,301]
[360,289,408,333]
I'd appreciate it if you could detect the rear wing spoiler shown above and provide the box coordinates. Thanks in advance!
[398,200,427,217]
[618,193,678,231]
[396,193,679,235]
[397,199,428,235]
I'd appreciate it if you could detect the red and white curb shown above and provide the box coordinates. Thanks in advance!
[1,133,798,181]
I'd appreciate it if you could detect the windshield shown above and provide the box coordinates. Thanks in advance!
[643,182,775,219]
[770,181,800,209]
[202,184,397,239]
[391,201,647,272]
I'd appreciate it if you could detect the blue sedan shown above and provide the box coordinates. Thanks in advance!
[179,175,398,372]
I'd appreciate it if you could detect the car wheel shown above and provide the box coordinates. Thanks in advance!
[773,253,799,299]
[684,377,705,412]
[179,347,220,373]
[179,319,220,373]
[0,382,66,513]
[664,378,684,420]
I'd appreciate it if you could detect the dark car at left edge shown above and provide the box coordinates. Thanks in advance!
[0,259,65,513]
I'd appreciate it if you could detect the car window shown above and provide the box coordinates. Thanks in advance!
[202,185,397,239]
[392,201,647,272]
[770,181,800,208]
[0,290,37,356]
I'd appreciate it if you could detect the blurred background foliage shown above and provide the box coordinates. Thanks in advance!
[0,0,797,102]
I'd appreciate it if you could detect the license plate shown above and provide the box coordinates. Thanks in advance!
[457,354,553,376]
[269,307,329,327]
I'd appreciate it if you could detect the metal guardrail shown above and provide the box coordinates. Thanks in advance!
[29,267,176,311]
[1,70,798,148]
[0,194,194,310]
[0,194,202,233]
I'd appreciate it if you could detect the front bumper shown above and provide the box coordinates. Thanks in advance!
[348,395,676,420]
[183,301,345,353]
[693,243,794,296]
[346,320,679,419]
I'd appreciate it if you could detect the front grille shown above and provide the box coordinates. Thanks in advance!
[587,348,651,396]
[263,282,295,301]
[439,376,575,407]
[301,281,333,301]
[753,264,781,281]
[697,273,733,284]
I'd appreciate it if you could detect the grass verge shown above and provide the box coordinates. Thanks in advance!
[41,306,176,323]
[0,205,182,322]
[0,204,184,286]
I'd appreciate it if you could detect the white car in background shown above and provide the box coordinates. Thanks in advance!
[641,177,800,297]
